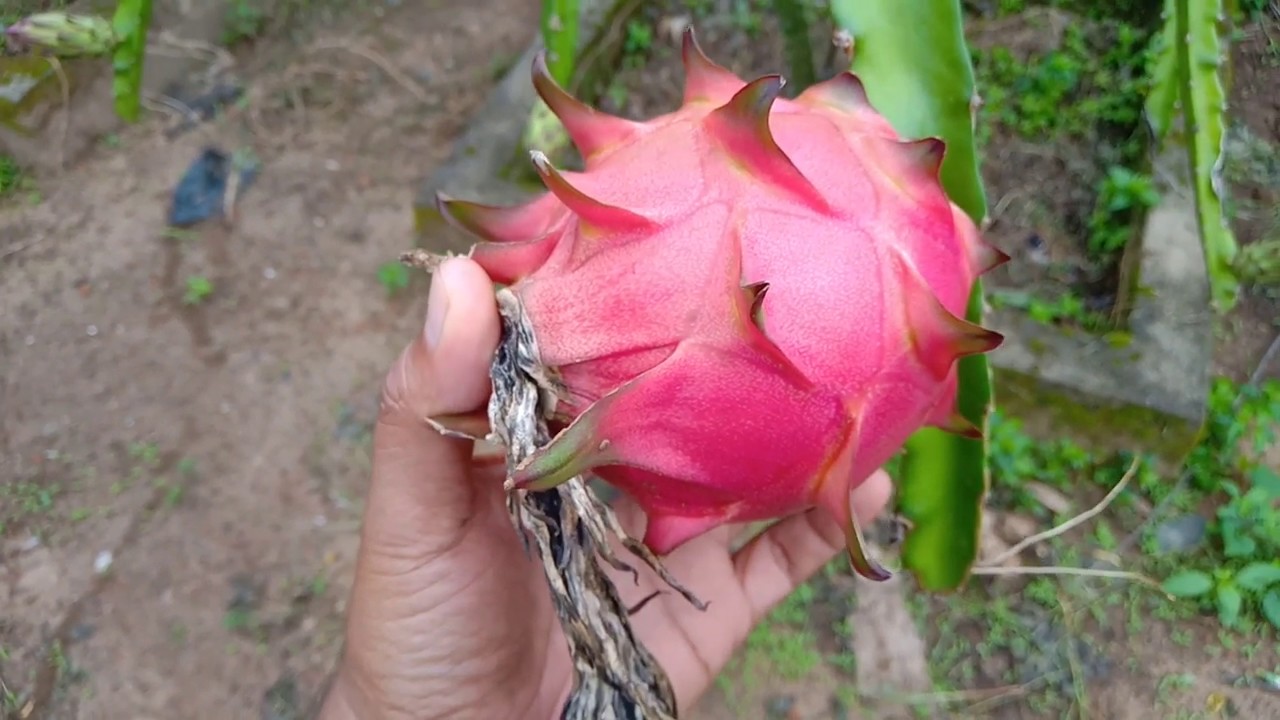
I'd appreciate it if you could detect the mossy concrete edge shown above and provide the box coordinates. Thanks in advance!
[413,0,642,252]
[987,143,1214,464]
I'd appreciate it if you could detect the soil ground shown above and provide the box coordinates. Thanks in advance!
[2,1,539,717]
[1,2,1278,720]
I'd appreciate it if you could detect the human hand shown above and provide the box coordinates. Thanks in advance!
[317,257,893,720]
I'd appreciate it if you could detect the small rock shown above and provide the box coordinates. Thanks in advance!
[70,622,96,642]
[261,673,299,720]
[978,648,1012,683]
[999,512,1039,544]
[828,693,851,720]
[1085,293,1114,312]
[1018,614,1113,692]
[764,695,796,719]
[1155,513,1208,554]
[1025,482,1073,515]
[229,574,261,606]
[1024,233,1051,266]
[93,550,113,574]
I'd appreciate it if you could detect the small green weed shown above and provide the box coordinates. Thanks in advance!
[1088,166,1160,259]
[745,582,822,680]
[1151,379,1280,631]
[1239,0,1272,19]
[989,288,1109,330]
[623,19,652,57]
[376,261,410,297]
[1162,561,1280,630]
[0,480,61,534]
[729,0,766,36]
[719,580,824,697]
[0,154,22,196]
[910,374,1279,712]
[973,22,1152,147]
[982,373,1280,637]
[182,275,214,305]
[163,227,199,243]
[129,441,161,467]
[687,0,715,17]
[972,10,1157,295]
[985,409,1093,513]
[1156,380,1279,627]
[223,0,267,44]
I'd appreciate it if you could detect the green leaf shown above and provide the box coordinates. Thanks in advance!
[1262,589,1280,630]
[1216,583,1242,628]
[1161,570,1215,597]
[831,0,990,591]
[1235,562,1280,592]
[110,0,153,123]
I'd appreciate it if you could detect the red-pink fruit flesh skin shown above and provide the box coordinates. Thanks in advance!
[441,29,1006,579]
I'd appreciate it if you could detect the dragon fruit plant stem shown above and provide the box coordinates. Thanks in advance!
[0,1,153,122]
[430,28,1008,582]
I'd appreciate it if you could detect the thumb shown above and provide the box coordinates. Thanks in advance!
[362,256,501,556]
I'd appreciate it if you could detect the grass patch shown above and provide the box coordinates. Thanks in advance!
[750,371,1279,716]
[0,154,23,196]
[970,0,1165,332]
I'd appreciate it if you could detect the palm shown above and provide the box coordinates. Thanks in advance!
[325,259,890,720]
[446,464,860,718]
[599,500,849,713]
[344,456,862,720]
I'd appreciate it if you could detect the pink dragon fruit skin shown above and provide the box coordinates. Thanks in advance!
[436,29,1007,579]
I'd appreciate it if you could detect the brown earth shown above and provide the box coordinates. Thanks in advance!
[1,1,539,717]
[1216,11,1280,383]
[2,2,1279,720]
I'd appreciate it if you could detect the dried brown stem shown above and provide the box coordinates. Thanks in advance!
[309,39,430,103]
[970,564,1165,591]
[433,265,708,719]
[979,455,1141,567]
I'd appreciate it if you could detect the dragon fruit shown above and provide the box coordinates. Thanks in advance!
[435,29,1007,579]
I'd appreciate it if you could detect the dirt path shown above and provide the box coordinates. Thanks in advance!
[1,3,537,717]
[4,4,1278,720]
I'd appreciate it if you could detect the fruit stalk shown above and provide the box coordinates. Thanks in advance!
[405,245,703,718]
[490,288,704,719]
